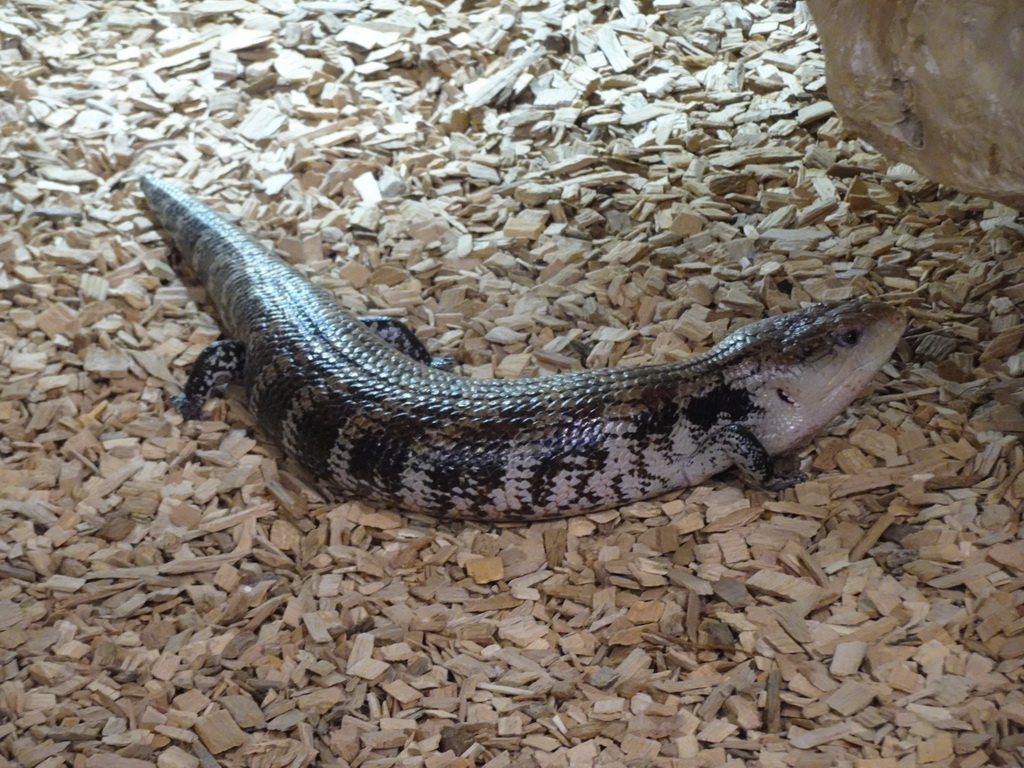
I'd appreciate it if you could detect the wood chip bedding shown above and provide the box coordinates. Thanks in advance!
[1,1,1022,766]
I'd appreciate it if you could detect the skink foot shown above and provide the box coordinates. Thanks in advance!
[360,315,455,370]
[706,424,805,492]
[172,338,246,420]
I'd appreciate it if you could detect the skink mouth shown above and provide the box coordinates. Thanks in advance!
[837,302,905,391]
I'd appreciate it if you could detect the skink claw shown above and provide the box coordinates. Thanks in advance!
[170,392,206,421]
[762,469,806,491]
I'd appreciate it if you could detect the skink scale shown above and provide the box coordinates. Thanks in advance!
[141,175,905,522]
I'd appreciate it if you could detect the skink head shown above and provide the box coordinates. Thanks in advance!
[731,300,906,455]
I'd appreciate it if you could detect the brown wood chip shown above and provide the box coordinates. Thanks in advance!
[3,0,1022,765]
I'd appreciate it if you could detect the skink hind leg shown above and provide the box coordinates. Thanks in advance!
[171,339,245,420]
[359,316,455,370]
[708,424,806,491]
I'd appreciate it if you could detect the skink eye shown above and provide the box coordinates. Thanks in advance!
[837,328,862,347]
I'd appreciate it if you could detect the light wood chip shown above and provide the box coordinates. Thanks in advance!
[466,556,505,584]
[4,0,1022,764]
[193,710,247,754]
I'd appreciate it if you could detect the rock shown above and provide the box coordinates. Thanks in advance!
[806,0,1024,209]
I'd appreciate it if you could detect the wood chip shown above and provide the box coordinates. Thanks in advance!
[193,710,247,754]
[466,556,505,584]
[4,0,1022,765]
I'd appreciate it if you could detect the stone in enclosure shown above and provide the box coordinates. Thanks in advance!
[806,0,1024,209]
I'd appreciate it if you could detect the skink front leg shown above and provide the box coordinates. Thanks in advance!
[171,339,246,420]
[705,424,806,491]
[359,316,455,370]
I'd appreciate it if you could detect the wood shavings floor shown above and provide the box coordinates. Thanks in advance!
[1,1,1023,767]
